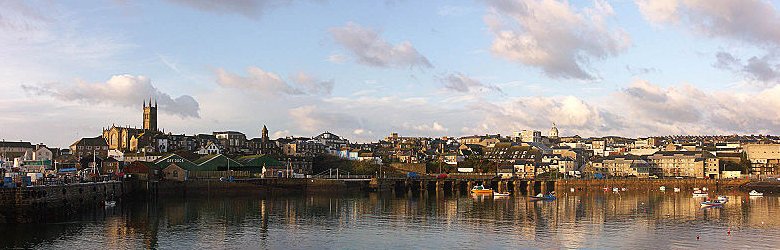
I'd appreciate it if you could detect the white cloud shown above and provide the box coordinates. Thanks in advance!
[330,22,433,69]
[216,67,333,96]
[484,0,630,80]
[440,72,503,94]
[22,74,200,118]
[636,0,780,47]
[164,0,294,18]
[404,122,449,133]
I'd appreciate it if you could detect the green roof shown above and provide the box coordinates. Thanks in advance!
[154,153,198,170]
[236,154,283,167]
[191,154,243,171]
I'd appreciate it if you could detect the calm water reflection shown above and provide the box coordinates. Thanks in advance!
[3,190,780,249]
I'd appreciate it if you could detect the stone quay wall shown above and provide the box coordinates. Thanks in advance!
[0,181,126,223]
[556,179,751,191]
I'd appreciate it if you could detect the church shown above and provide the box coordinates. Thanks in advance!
[102,98,163,153]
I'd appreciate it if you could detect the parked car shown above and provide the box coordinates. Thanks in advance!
[407,172,420,179]
[436,173,448,179]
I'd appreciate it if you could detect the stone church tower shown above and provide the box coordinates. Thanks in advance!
[143,98,158,132]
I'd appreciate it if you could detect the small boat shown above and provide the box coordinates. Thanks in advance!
[693,190,708,197]
[701,200,725,208]
[749,190,764,196]
[570,188,575,192]
[612,187,619,192]
[104,200,116,207]
[717,195,729,202]
[659,186,666,191]
[673,187,681,192]
[702,187,708,192]
[529,192,556,201]
[493,192,511,197]
[602,187,610,192]
[471,185,493,195]
[621,187,627,191]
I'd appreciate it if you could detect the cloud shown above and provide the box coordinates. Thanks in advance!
[164,0,293,18]
[21,74,200,118]
[715,51,780,86]
[329,22,433,69]
[404,122,449,132]
[440,72,503,94]
[484,0,630,80]
[290,72,334,95]
[636,0,780,47]
[216,67,334,96]
[288,105,358,132]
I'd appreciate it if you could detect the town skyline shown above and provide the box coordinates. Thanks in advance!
[4,1,780,147]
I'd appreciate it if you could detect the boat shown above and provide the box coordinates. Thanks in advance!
[612,187,619,192]
[692,189,708,197]
[493,192,511,197]
[702,187,708,192]
[659,186,666,191]
[471,185,493,195]
[104,200,116,207]
[717,195,729,202]
[700,199,725,208]
[749,190,764,196]
[621,187,627,191]
[673,187,681,192]
[529,192,556,201]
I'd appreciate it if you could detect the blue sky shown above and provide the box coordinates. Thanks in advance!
[2,0,780,147]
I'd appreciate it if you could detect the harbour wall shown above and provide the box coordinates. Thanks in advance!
[0,181,126,223]
[556,179,751,191]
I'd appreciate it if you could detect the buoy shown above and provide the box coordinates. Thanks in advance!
[696,235,700,240]
[727,229,731,235]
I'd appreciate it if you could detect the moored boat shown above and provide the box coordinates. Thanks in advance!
[493,192,511,197]
[701,198,726,208]
[529,192,556,201]
[673,187,681,192]
[659,186,666,191]
[749,190,764,196]
[471,185,493,194]
[692,189,708,197]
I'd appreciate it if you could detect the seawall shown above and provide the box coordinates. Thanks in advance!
[0,181,127,223]
[137,179,369,197]
[556,179,751,191]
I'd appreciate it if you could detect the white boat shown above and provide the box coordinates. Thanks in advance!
[659,186,666,191]
[104,200,116,207]
[612,187,619,192]
[749,190,764,196]
[621,187,627,191]
[692,190,708,197]
[702,187,708,192]
[673,187,681,192]
[718,195,729,202]
[493,192,511,197]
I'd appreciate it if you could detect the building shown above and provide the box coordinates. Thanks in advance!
[518,130,542,143]
[70,136,109,158]
[314,132,349,150]
[549,123,559,139]
[744,144,780,177]
[646,151,719,178]
[213,131,247,154]
[103,99,159,152]
[591,154,653,178]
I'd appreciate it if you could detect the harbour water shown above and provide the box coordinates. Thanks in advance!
[2,190,780,249]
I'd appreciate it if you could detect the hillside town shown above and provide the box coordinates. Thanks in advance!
[2,99,780,185]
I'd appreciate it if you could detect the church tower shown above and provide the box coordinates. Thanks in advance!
[549,123,559,139]
[261,125,269,144]
[143,98,158,132]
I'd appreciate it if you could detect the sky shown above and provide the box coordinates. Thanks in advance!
[3,0,780,147]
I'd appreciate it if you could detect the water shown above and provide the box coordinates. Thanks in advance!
[3,190,780,249]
